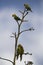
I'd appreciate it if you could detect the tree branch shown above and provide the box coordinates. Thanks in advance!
[23,52,32,55]
[23,12,28,18]
[10,36,15,38]
[19,10,24,14]
[13,32,18,65]
[19,8,27,25]
[19,27,34,34]
[16,52,32,57]
[10,32,17,38]
[16,20,19,26]
[0,57,13,64]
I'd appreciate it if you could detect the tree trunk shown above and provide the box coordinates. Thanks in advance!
[13,35,18,65]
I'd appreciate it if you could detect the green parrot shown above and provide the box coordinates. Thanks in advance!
[12,14,21,21]
[24,4,32,12]
[17,44,24,61]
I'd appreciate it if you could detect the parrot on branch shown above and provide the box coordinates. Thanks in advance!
[12,14,21,21]
[12,14,28,22]
[24,4,32,12]
[16,44,24,61]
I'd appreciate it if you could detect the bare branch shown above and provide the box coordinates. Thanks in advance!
[19,27,34,34]
[10,32,17,38]
[19,10,24,14]
[20,19,28,23]
[19,9,28,26]
[24,12,28,18]
[12,32,16,35]
[0,57,13,64]
[23,52,32,55]
[16,20,19,26]
[20,29,29,34]
[16,52,32,56]
[10,36,15,38]
[23,20,28,22]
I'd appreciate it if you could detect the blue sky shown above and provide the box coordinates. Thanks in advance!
[0,0,43,65]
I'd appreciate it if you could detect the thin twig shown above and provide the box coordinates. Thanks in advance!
[19,27,34,34]
[16,20,19,26]
[10,36,15,38]
[24,12,28,18]
[0,57,13,64]
[19,29,31,34]
[19,10,24,14]
[16,52,32,56]
[23,52,32,55]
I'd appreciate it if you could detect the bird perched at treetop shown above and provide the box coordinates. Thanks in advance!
[16,44,24,61]
[24,4,32,12]
[12,14,21,21]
